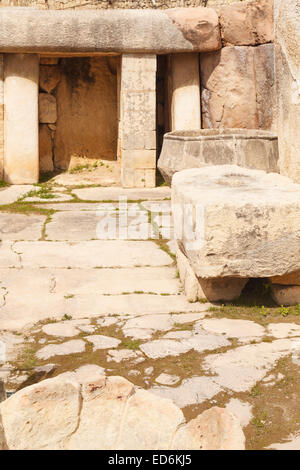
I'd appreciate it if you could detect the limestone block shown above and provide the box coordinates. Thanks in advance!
[270,270,300,286]
[166,7,221,52]
[39,65,61,93]
[39,124,53,173]
[198,277,248,302]
[0,380,5,403]
[158,129,279,186]
[271,285,300,307]
[39,93,57,124]
[40,57,59,65]
[200,44,275,130]
[275,0,300,183]
[0,54,3,180]
[219,0,274,46]
[172,165,300,279]
[176,244,205,303]
[169,53,201,131]
[4,53,39,184]
[172,407,245,450]
[0,376,81,450]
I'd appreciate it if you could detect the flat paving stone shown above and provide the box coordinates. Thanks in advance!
[267,323,300,339]
[23,193,73,203]
[107,349,144,363]
[36,339,86,360]
[42,322,80,337]
[267,434,300,450]
[46,210,155,241]
[225,399,253,428]
[151,377,222,408]
[140,201,171,213]
[74,364,105,382]
[140,339,192,359]
[0,241,21,267]
[203,339,299,392]
[14,241,173,268]
[0,185,35,205]
[86,335,121,350]
[72,187,171,201]
[34,202,109,211]
[0,213,45,240]
[199,318,265,339]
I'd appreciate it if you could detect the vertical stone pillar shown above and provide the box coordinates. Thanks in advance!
[120,54,156,188]
[169,53,201,131]
[0,55,4,180]
[4,54,39,184]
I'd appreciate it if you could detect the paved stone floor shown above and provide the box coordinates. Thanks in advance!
[1,181,300,449]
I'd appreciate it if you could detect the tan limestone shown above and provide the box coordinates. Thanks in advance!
[4,54,39,184]
[39,124,54,173]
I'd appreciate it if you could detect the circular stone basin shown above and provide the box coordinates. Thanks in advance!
[157,129,279,185]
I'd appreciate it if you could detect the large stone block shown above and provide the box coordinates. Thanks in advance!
[0,54,3,180]
[39,65,61,93]
[158,129,279,185]
[39,124,54,173]
[172,165,300,279]
[39,93,57,124]
[200,44,275,130]
[219,0,274,46]
[4,53,39,184]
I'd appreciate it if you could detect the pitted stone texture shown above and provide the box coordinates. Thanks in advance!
[36,339,86,360]
[0,213,45,240]
[158,129,279,185]
[172,166,300,279]
[271,285,300,307]
[0,376,81,450]
[203,339,298,392]
[219,0,274,46]
[200,44,275,130]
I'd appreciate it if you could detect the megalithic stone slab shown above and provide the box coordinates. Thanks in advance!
[172,165,300,279]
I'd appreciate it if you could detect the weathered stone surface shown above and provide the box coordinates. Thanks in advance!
[39,125,53,173]
[42,322,80,338]
[0,8,223,54]
[0,185,35,204]
[166,7,221,51]
[54,57,118,170]
[36,339,86,360]
[0,54,3,180]
[200,44,275,130]
[225,399,253,428]
[39,65,61,93]
[155,373,179,385]
[271,285,300,307]
[176,242,205,302]
[169,53,201,131]
[4,54,39,184]
[219,0,274,46]
[198,277,248,302]
[0,213,45,240]
[172,166,300,279]
[172,407,245,450]
[270,270,300,286]
[158,129,279,185]
[0,376,81,450]
[39,93,57,124]
[72,186,170,201]
[204,339,298,392]
[86,335,121,350]
[267,323,300,339]
[200,318,265,339]
[0,380,5,403]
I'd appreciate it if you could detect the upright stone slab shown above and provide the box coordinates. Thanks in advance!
[4,54,39,184]
[169,53,201,131]
[120,54,156,188]
[0,55,3,180]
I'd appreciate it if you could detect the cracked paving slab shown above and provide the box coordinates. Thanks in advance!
[0,213,46,241]
[0,185,36,205]
[72,186,171,201]
[36,339,86,360]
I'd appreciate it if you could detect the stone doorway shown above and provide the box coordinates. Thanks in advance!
[39,55,121,185]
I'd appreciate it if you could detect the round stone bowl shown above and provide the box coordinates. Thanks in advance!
[157,129,279,185]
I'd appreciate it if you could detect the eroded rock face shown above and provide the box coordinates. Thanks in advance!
[0,374,245,450]
[200,44,275,130]
[198,277,248,302]
[219,0,274,46]
[172,165,300,280]
[271,285,300,307]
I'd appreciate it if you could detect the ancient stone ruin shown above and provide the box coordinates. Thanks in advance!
[0,0,299,452]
